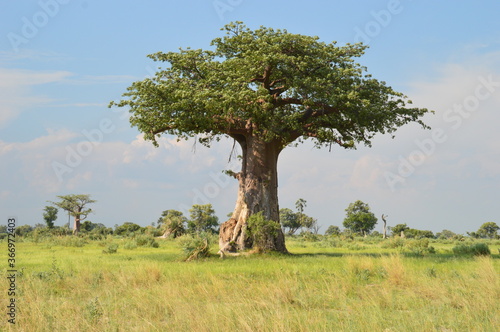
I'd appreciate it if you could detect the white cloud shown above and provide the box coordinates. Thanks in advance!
[53,102,109,108]
[121,133,224,172]
[0,49,68,62]
[0,67,135,128]
[0,128,77,156]
[348,155,387,189]
[0,68,72,127]
[121,179,140,189]
[0,128,233,200]
[0,68,72,88]
[478,141,500,177]
[0,128,79,193]
[66,74,137,85]
[274,49,500,233]
[66,171,93,191]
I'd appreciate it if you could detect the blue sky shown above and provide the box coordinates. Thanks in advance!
[1,0,499,234]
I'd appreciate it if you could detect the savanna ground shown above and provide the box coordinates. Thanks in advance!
[2,235,499,332]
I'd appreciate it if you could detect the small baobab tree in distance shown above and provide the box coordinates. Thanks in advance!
[51,194,96,235]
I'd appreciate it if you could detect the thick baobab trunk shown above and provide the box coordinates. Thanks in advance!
[219,135,287,253]
[73,206,83,235]
[73,215,81,235]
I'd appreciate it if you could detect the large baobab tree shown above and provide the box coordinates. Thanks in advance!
[110,22,430,253]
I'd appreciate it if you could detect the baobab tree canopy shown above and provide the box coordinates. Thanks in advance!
[111,22,430,253]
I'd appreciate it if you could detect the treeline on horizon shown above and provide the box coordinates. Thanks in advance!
[3,199,499,241]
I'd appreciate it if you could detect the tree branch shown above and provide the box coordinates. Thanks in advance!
[262,65,272,90]
[151,113,249,137]
[269,78,285,87]
[273,97,303,107]
[273,98,341,120]
[269,86,288,97]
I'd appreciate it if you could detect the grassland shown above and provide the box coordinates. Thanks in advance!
[2,236,499,331]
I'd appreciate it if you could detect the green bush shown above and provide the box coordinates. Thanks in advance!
[180,234,211,261]
[452,243,490,256]
[144,226,164,237]
[247,212,281,252]
[346,243,366,251]
[301,232,320,242]
[114,222,144,237]
[381,237,404,249]
[123,241,138,250]
[135,235,160,248]
[313,238,340,248]
[85,297,103,324]
[404,238,435,256]
[53,236,88,247]
[102,243,118,254]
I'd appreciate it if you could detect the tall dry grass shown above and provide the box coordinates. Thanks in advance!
[2,240,499,331]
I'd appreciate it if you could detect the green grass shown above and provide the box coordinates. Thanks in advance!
[2,237,499,331]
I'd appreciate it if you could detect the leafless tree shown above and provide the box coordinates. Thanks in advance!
[381,214,388,239]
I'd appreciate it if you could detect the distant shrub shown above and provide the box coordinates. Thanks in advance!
[301,232,320,242]
[404,238,435,256]
[452,244,469,255]
[452,243,490,256]
[15,225,34,237]
[313,238,340,248]
[54,236,87,247]
[32,228,55,243]
[102,243,118,254]
[405,229,435,239]
[32,257,65,280]
[426,267,437,278]
[123,241,138,250]
[381,238,404,249]
[85,297,103,324]
[135,235,159,248]
[362,236,384,245]
[144,226,164,237]
[114,222,144,237]
[346,243,366,251]
[97,239,110,247]
[324,225,341,236]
